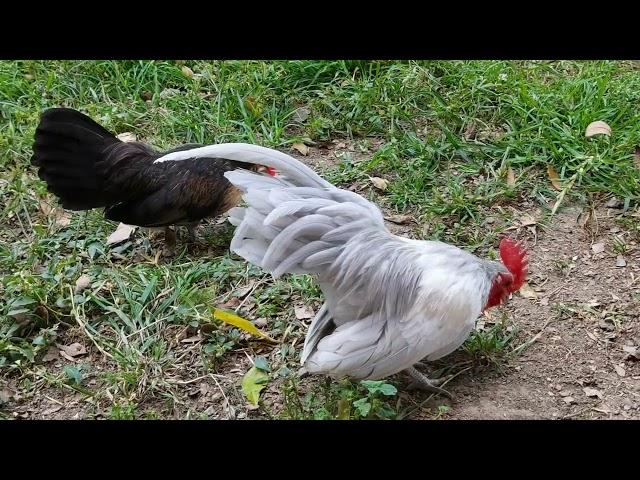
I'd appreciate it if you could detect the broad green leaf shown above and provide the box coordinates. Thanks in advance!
[254,356,270,371]
[10,297,36,308]
[377,383,397,396]
[241,366,269,406]
[314,407,331,420]
[63,365,83,385]
[353,398,371,418]
[212,308,277,343]
[361,380,397,396]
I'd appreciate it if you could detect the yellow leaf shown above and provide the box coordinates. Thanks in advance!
[547,165,562,191]
[506,167,516,187]
[292,142,309,156]
[241,366,269,406]
[212,308,277,343]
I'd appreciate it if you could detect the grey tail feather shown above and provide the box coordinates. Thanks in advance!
[300,303,334,365]
[153,143,333,188]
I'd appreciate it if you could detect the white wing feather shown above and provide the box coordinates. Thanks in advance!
[155,143,494,380]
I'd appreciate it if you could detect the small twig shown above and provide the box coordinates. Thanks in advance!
[236,278,268,311]
[14,206,28,237]
[166,375,210,386]
[124,318,164,339]
[43,395,65,406]
[21,199,33,231]
[209,374,233,420]
[70,287,115,361]
[546,285,565,299]
[562,405,594,420]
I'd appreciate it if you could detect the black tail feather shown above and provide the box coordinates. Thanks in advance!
[31,108,121,210]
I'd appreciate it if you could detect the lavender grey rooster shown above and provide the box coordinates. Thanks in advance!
[155,144,528,397]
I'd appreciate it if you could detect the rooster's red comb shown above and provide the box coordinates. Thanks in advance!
[499,237,528,291]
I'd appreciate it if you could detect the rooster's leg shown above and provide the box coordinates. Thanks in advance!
[185,223,199,243]
[162,227,177,256]
[405,366,453,399]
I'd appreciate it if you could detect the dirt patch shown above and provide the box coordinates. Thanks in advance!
[286,138,386,171]
[421,204,640,419]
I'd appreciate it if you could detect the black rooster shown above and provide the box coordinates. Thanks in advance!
[30,108,274,247]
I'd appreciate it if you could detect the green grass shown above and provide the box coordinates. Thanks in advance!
[2,60,640,419]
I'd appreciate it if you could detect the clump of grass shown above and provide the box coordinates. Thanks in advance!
[464,315,519,366]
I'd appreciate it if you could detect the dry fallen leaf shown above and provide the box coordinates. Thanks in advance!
[42,347,59,363]
[292,107,310,123]
[547,165,562,191]
[57,343,87,358]
[591,242,605,254]
[562,396,575,404]
[614,364,626,377]
[504,213,537,231]
[0,389,13,404]
[518,283,538,299]
[463,123,477,140]
[234,281,256,299]
[605,197,622,209]
[370,177,389,191]
[384,214,414,225]
[181,334,203,344]
[74,274,91,294]
[583,387,603,399]
[634,146,640,169]
[42,405,63,416]
[181,65,194,78]
[292,142,309,156]
[506,167,516,187]
[116,132,136,143]
[294,304,314,320]
[622,345,639,360]
[160,88,180,99]
[585,120,612,138]
[107,223,137,245]
[219,297,241,309]
[39,200,72,227]
[616,255,627,268]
